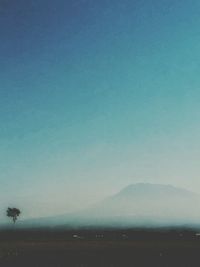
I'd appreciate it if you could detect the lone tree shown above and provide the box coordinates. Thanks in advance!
[7,207,21,224]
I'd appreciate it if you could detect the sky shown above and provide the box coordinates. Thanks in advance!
[1,0,200,220]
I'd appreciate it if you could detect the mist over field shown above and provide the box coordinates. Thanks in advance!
[1,183,198,229]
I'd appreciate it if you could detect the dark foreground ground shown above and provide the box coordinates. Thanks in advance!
[0,228,200,266]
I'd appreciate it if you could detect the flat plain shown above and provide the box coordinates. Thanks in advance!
[0,228,200,267]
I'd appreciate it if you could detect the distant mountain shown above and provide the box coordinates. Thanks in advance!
[115,183,196,198]
[13,183,200,228]
[80,183,200,225]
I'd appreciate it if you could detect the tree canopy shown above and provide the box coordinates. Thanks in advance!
[7,207,21,224]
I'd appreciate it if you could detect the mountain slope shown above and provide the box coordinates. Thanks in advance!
[15,183,200,228]
[86,183,200,223]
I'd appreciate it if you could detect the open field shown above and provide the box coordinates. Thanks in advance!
[0,228,200,266]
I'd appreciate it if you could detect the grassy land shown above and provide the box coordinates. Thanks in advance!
[0,228,200,266]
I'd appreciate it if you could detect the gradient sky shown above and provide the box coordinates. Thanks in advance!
[1,0,200,219]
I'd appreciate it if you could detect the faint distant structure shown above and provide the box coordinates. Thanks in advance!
[7,207,21,224]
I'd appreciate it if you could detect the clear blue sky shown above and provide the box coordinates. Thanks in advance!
[1,0,200,219]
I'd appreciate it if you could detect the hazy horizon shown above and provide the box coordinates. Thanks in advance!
[1,0,200,222]
[1,182,200,228]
